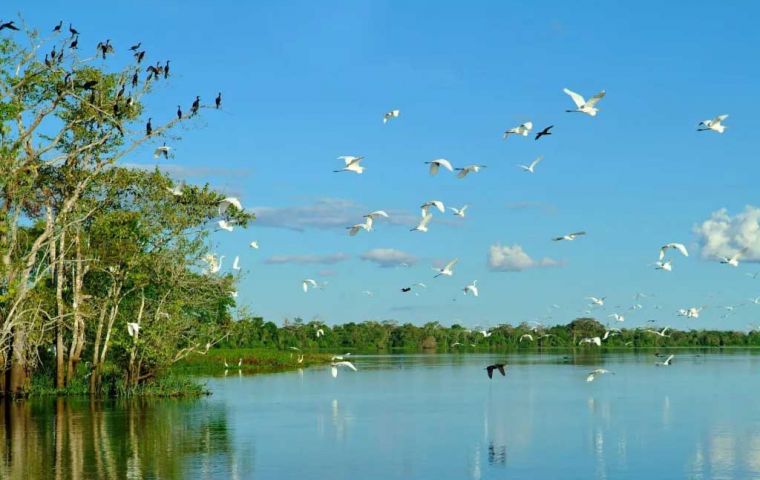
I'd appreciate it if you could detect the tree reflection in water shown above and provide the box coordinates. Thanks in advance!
[0,398,246,479]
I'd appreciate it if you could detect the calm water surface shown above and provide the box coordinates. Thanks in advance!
[4,352,760,479]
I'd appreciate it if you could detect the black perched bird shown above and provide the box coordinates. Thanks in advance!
[0,21,19,32]
[129,42,141,51]
[163,60,170,79]
[146,118,152,136]
[146,64,160,81]
[134,50,145,64]
[190,95,200,115]
[69,36,79,49]
[176,105,182,120]
[44,54,51,68]
[112,102,120,117]
[80,80,98,90]
[69,23,79,36]
[215,92,222,109]
[535,125,554,141]
[485,363,507,379]
[131,72,139,88]
[97,39,114,60]
[116,83,125,98]
[53,21,62,32]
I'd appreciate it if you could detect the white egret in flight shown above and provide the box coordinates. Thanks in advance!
[232,256,240,271]
[425,158,454,176]
[383,109,400,123]
[609,313,625,322]
[579,337,602,347]
[659,243,689,260]
[587,296,606,307]
[455,164,486,178]
[410,213,433,232]
[586,369,613,382]
[249,241,259,249]
[655,354,674,366]
[331,361,358,378]
[434,258,459,278]
[563,88,606,116]
[219,197,242,215]
[553,231,586,241]
[217,220,234,232]
[720,248,747,267]
[302,278,318,293]
[646,327,671,337]
[503,121,533,139]
[421,200,446,215]
[153,143,171,159]
[517,156,544,174]
[127,322,140,338]
[698,114,728,133]
[654,260,672,272]
[449,205,468,217]
[334,156,365,174]
[463,280,478,296]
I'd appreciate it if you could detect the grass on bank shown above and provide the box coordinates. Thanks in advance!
[173,347,333,375]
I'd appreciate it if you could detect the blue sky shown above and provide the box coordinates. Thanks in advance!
[15,1,760,328]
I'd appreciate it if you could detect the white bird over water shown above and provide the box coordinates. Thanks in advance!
[410,213,433,233]
[553,231,586,241]
[331,360,358,378]
[232,256,240,270]
[720,248,747,267]
[421,200,446,215]
[383,109,400,124]
[563,88,606,116]
[334,156,365,174]
[455,164,486,178]
[519,334,534,342]
[698,114,729,133]
[656,354,675,366]
[302,278,318,293]
[434,258,459,278]
[517,156,544,174]
[449,205,468,217]
[659,243,689,260]
[579,337,602,347]
[646,327,671,337]
[587,296,606,307]
[463,280,479,296]
[586,368,613,382]
[503,121,533,139]
[425,158,454,176]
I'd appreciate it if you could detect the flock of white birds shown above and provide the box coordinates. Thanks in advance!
[172,87,746,379]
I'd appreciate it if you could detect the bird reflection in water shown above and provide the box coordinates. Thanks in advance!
[488,442,507,465]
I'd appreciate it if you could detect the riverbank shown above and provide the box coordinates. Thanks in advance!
[173,348,333,376]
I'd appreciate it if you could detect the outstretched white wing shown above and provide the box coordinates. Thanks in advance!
[563,88,586,108]
[585,90,606,107]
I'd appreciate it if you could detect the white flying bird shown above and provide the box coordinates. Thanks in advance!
[331,360,358,378]
[587,296,605,307]
[334,156,365,174]
[517,156,544,174]
[659,243,689,260]
[347,217,372,236]
[463,280,478,297]
[249,241,259,249]
[449,205,468,217]
[363,210,389,227]
[421,200,446,215]
[678,307,702,318]
[127,322,140,338]
[646,327,671,337]
[479,330,492,338]
[302,278,318,293]
[455,164,486,178]
[219,197,242,215]
[553,231,586,241]
[217,220,234,232]
[232,255,240,270]
[654,260,672,272]
[434,258,458,278]
[383,109,400,123]
[602,330,620,341]
[609,313,625,322]
[153,143,171,159]
[698,114,728,133]
[331,353,352,361]
[586,368,613,382]
[503,121,533,139]
[720,248,747,267]
[579,337,602,347]
[656,354,675,367]
[563,88,606,116]
[410,213,433,232]
[519,334,534,342]
[316,328,325,338]
[167,186,183,197]
[425,158,454,176]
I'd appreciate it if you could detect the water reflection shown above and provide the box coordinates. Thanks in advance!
[0,397,242,480]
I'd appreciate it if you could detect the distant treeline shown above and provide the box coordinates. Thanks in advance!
[220,317,760,351]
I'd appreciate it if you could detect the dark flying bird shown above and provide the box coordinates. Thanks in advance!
[129,42,141,51]
[146,118,152,136]
[53,21,62,32]
[191,95,200,115]
[535,125,554,140]
[0,21,20,31]
[215,92,222,109]
[485,363,507,379]
[401,287,412,293]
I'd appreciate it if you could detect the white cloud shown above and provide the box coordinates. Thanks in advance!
[360,248,417,268]
[694,206,760,262]
[264,253,349,265]
[488,244,559,272]
[251,198,417,231]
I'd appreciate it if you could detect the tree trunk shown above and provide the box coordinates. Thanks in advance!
[53,227,66,389]
[8,328,29,397]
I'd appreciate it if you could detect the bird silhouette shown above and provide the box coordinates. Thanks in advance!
[53,21,62,32]
[535,125,553,140]
[146,118,152,136]
[215,92,222,109]
[0,21,20,32]
[191,96,200,115]
[485,363,507,379]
